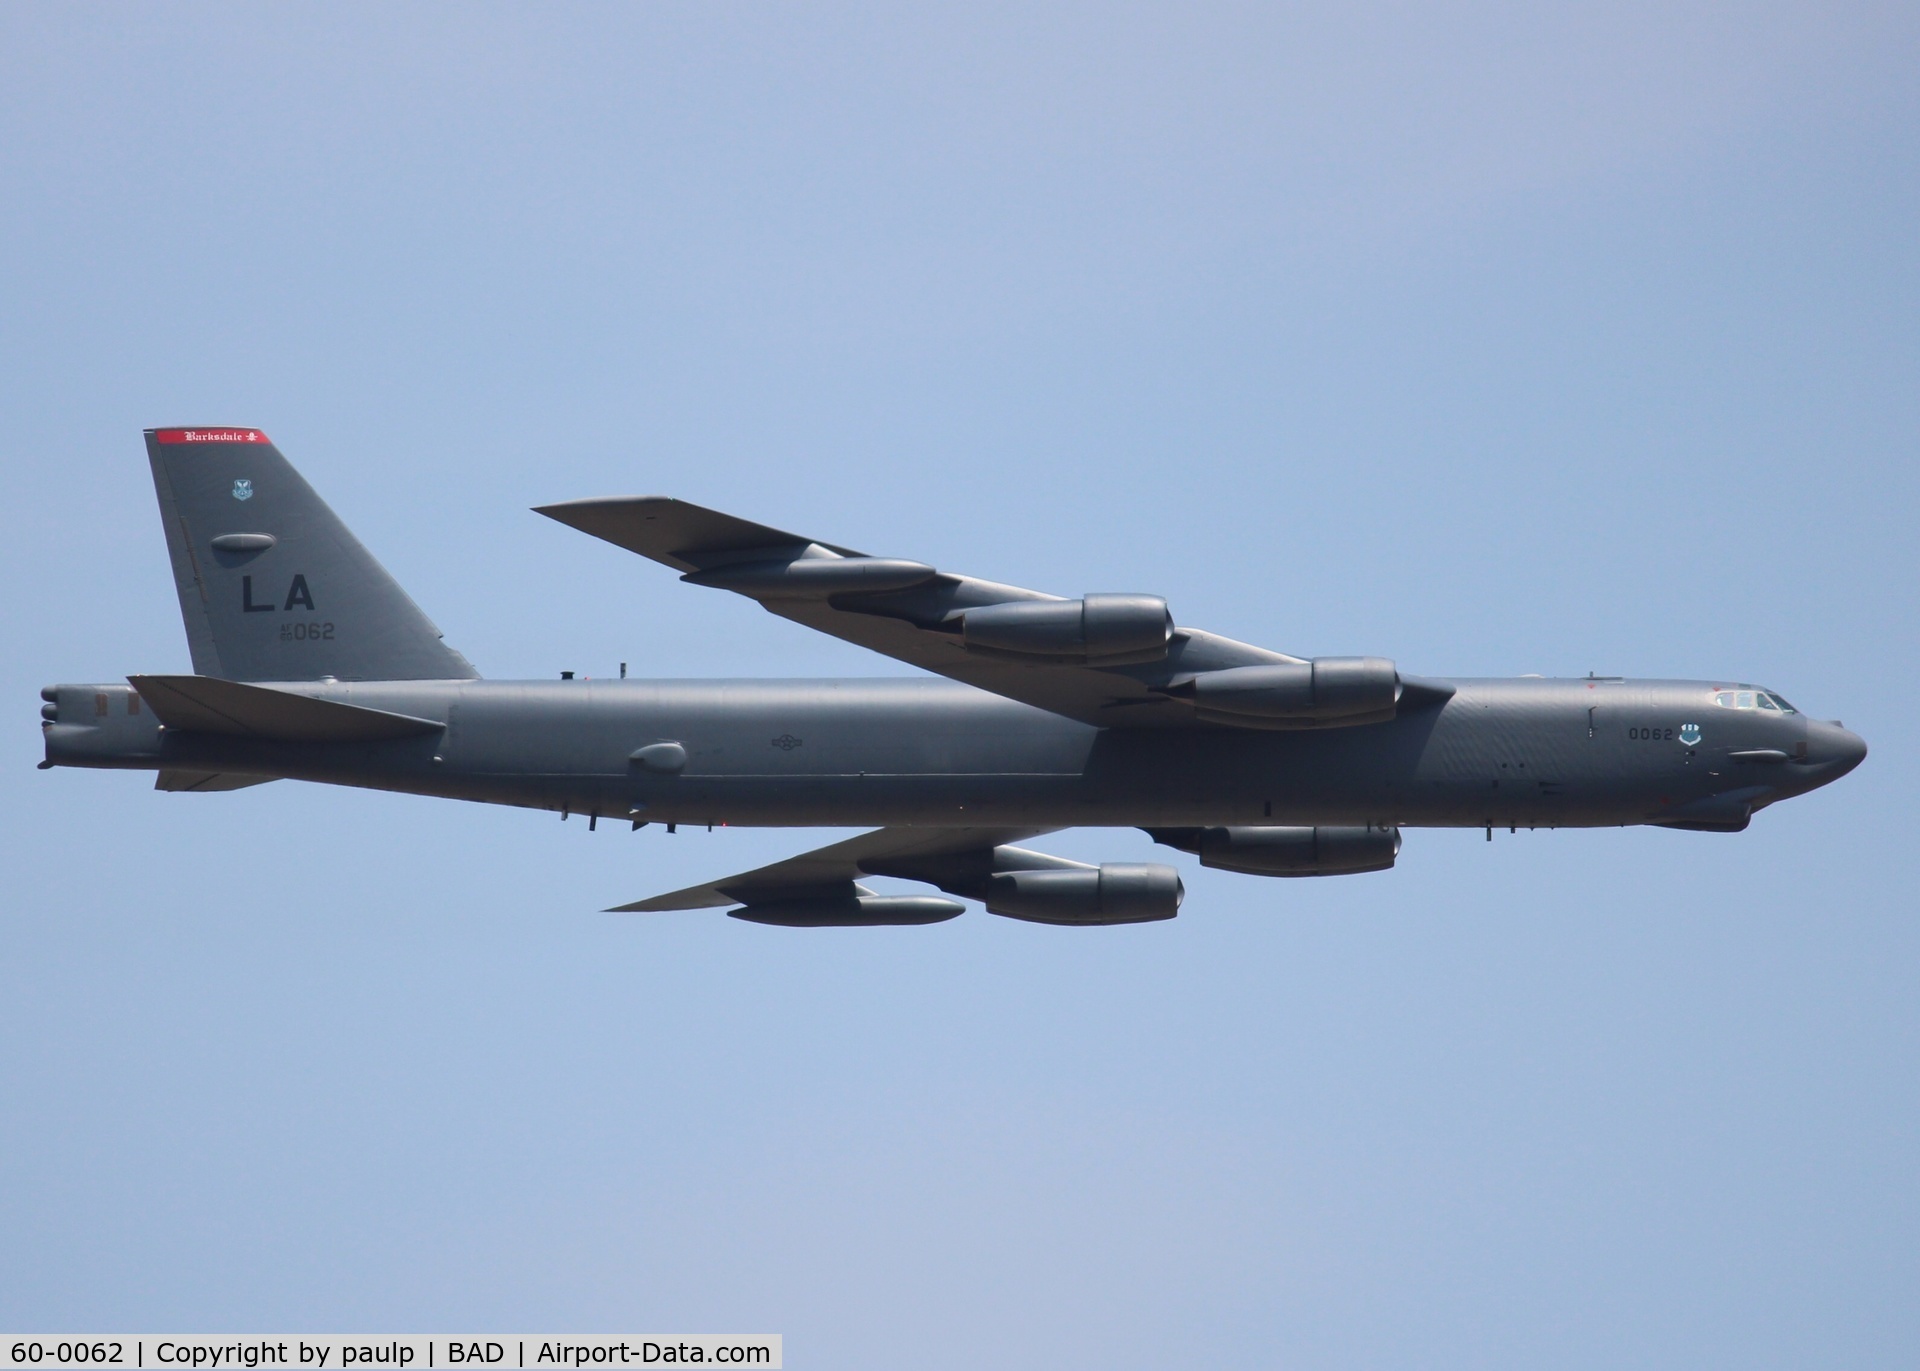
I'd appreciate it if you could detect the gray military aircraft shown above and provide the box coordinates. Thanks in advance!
[39,428,1866,926]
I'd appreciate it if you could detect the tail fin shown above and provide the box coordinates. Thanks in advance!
[145,427,479,681]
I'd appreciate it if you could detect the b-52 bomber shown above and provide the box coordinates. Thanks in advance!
[39,428,1866,926]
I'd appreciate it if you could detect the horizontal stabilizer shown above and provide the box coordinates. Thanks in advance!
[130,675,444,743]
[156,769,279,792]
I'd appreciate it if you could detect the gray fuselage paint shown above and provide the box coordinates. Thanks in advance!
[42,675,1860,830]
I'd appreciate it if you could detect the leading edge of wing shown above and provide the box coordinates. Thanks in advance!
[536,494,1305,729]
[533,496,864,573]
[610,825,1058,912]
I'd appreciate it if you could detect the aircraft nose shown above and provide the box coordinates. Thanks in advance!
[1805,720,1868,779]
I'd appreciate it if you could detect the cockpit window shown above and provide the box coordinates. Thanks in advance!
[1713,689,1797,713]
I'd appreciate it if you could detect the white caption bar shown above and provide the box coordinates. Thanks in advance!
[2,1340,779,1370]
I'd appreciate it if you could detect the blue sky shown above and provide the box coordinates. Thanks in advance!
[2,6,1916,1367]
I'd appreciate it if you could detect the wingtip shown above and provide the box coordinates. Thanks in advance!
[604,896,677,912]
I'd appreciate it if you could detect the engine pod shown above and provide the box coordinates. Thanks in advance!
[1180,657,1400,725]
[961,595,1172,666]
[1193,825,1400,876]
[985,863,1183,925]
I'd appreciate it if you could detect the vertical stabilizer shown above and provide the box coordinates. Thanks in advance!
[146,427,480,681]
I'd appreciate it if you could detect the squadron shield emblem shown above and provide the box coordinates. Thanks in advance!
[232,479,254,501]
[1679,723,1701,746]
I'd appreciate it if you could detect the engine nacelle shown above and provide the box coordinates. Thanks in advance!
[985,862,1184,925]
[962,594,1172,666]
[1181,657,1400,727]
[1160,825,1400,877]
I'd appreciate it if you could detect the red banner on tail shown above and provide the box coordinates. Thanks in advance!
[152,427,271,445]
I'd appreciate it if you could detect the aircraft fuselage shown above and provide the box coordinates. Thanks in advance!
[43,674,1864,833]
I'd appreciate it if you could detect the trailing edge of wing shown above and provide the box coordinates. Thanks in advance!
[130,675,444,743]
[156,769,280,792]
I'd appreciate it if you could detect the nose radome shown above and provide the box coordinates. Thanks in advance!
[1808,721,1868,778]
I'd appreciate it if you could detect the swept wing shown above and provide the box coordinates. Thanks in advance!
[536,496,1305,729]
[615,825,1061,911]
